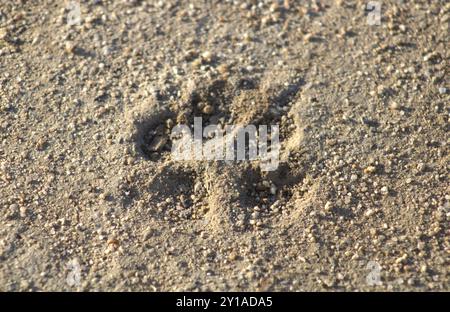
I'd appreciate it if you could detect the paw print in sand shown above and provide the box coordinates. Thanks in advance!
[124,72,313,233]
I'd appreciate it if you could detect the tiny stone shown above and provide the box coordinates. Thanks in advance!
[270,185,277,195]
[217,64,229,75]
[389,101,400,110]
[377,84,386,95]
[303,33,313,42]
[228,252,238,261]
[364,166,377,174]
[202,105,214,115]
[165,118,174,129]
[65,41,76,54]
[20,280,30,289]
[194,181,203,193]
[32,35,40,45]
[103,46,112,56]
[191,58,202,68]
[0,28,9,40]
[148,135,168,152]
[201,51,213,63]
[417,163,426,172]
[261,16,271,26]
[19,206,27,218]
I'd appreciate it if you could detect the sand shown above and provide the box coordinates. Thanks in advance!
[0,0,448,291]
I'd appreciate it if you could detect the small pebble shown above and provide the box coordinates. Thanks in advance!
[270,185,277,195]
[0,28,8,40]
[202,105,214,115]
[19,206,27,218]
[217,64,229,75]
[201,51,213,63]
[389,101,400,110]
[364,166,377,174]
[65,41,76,54]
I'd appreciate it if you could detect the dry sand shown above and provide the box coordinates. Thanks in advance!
[0,0,448,291]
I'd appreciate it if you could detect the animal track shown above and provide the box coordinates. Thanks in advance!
[125,72,308,232]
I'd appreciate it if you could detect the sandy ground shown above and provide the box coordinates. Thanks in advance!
[0,0,448,291]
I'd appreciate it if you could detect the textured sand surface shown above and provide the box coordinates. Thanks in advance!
[0,0,448,291]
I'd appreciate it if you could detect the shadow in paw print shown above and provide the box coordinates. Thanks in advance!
[146,165,198,222]
[126,99,175,162]
[202,161,305,233]
[131,78,239,162]
[140,121,175,161]
[241,162,305,210]
[132,75,302,163]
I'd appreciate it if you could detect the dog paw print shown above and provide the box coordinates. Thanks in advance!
[124,72,308,232]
